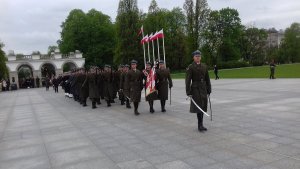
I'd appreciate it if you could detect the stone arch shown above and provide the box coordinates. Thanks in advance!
[40,62,56,78]
[16,63,34,89]
[61,60,78,72]
[16,62,35,72]
[39,61,57,70]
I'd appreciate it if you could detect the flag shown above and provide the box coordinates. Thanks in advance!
[138,25,144,36]
[150,31,158,41]
[140,35,148,44]
[149,33,153,42]
[145,67,157,100]
[156,29,164,39]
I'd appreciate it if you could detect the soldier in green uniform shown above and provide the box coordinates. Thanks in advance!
[143,62,157,113]
[80,69,89,107]
[114,65,122,104]
[125,60,144,115]
[270,59,276,79]
[97,68,103,104]
[86,67,99,109]
[185,50,211,132]
[121,64,131,108]
[156,60,173,112]
[103,65,114,107]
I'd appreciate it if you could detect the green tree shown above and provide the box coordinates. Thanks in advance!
[280,22,300,63]
[47,46,58,55]
[240,27,267,64]
[202,8,243,64]
[0,42,8,80]
[115,0,141,65]
[183,0,210,55]
[58,9,115,67]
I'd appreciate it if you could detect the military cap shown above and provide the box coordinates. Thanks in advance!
[104,64,111,68]
[192,50,201,56]
[131,60,138,64]
[159,60,165,64]
[124,64,130,68]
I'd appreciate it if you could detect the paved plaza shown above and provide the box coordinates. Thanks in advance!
[0,79,300,169]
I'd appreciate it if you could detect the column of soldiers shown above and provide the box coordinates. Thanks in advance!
[53,50,212,132]
[60,59,173,116]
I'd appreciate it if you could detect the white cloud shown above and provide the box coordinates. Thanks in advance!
[0,0,299,54]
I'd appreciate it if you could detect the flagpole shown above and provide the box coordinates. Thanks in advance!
[151,38,155,64]
[141,26,146,69]
[147,40,151,62]
[162,29,166,67]
[156,38,160,61]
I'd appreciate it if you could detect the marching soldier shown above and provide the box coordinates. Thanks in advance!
[86,67,100,109]
[185,50,211,132]
[114,65,122,104]
[96,68,103,105]
[119,65,126,105]
[156,60,173,112]
[143,61,157,113]
[103,65,114,107]
[80,69,89,107]
[125,60,144,115]
[121,64,131,108]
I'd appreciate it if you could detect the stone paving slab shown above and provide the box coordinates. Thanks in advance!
[0,79,300,169]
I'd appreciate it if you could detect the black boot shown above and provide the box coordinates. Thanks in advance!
[149,101,155,113]
[107,100,111,107]
[96,98,101,105]
[82,99,87,107]
[197,113,207,132]
[121,100,125,105]
[161,100,166,112]
[92,100,97,109]
[126,99,131,108]
[134,102,140,116]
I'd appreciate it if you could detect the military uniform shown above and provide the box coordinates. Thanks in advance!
[87,69,100,108]
[270,62,276,79]
[103,65,114,107]
[156,62,173,112]
[121,65,131,108]
[80,71,89,107]
[125,60,143,115]
[186,50,211,132]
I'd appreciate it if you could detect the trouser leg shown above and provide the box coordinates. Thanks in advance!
[161,100,166,112]
[134,102,140,115]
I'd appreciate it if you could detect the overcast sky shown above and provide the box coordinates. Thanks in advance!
[1,0,300,54]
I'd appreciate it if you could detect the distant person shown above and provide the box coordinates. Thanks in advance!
[31,76,35,88]
[270,60,276,79]
[45,76,50,91]
[36,76,40,88]
[213,65,219,80]
[1,79,6,91]
[6,79,10,91]
[52,76,59,93]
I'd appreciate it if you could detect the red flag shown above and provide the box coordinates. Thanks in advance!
[138,25,144,36]
[145,67,157,100]
[150,32,158,41]
[140,35,148,44]
[149,33,153,41]
[156,29,164,39]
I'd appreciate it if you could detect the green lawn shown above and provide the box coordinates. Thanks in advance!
[171,63,300,79]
